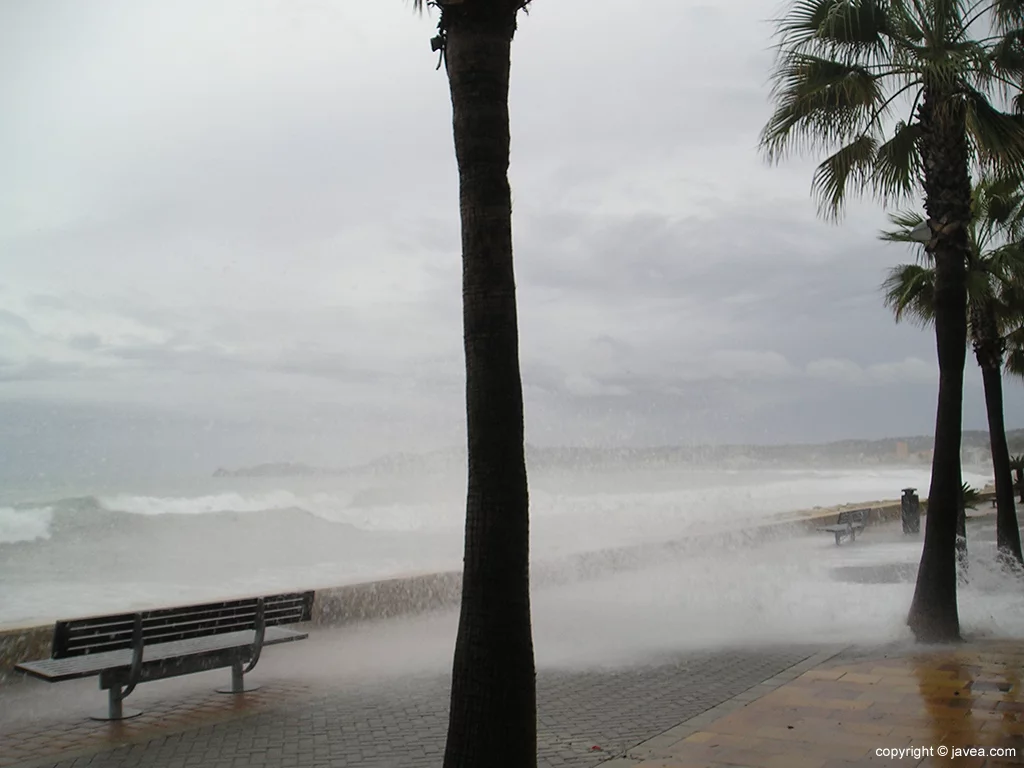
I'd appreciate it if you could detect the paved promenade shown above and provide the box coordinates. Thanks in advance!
[7,637,1024,767]
[602,640,1024,767]
[0,617,820,768]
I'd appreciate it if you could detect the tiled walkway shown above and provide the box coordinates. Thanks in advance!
[7,641,1024,767]
[0,642,817,768]
[602,641,1024,767]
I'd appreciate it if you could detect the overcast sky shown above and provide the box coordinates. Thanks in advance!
[2,0,1021,475]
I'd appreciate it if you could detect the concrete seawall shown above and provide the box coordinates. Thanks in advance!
[0,492,959,683]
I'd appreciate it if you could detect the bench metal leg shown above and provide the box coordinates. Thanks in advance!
[217,657,261,695]
[90,685,143,721]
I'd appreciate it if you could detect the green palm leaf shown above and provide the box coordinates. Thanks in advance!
[777,0,892,52]
[966,88,1024,176]
[811,135,880,214]
[882,262,936,325]
[990,0,1024,31]
[764,56,885,161]
[872,120,924,202]
[762,0,1024,218]
[881,173,1024,365]
[1006,337,1024,378]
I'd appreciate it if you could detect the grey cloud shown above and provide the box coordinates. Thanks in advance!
[67,333,103,351]
[2,0,1022,472]
[0,309,32,332]
[0,358,86,382]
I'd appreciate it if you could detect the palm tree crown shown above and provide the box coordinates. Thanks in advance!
[761,0,1024,218]
[882,175,1024,338]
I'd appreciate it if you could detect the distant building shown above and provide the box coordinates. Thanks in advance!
[896,441,909,460]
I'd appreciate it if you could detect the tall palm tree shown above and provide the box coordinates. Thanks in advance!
[882,176,1024,568]
[760,0,1024,643]
[413,1,536,765]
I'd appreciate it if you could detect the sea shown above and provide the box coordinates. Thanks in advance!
[0,460,995,628]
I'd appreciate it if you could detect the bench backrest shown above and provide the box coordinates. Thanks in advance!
[836,509,868,526]
[52,591,314,659]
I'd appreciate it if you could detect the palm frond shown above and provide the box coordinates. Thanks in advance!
[976,173,1024,220]
[962,482,980,510]
[990,0,1024,32]
[762,55,885,161]
[993,277,1024,333]
[776,0,893,56]
[988,28,1024,83]
[966,88,1024,178]
[965,265,998,303]
[974,172,1024,245]
[882,262,937,326]
[765,0,1024,227]
[871,119,924,202]
[1006,331,1024,379]
[811,135,880,216]
[883,208,927,232]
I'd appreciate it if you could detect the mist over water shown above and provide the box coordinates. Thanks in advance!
[532,516,1024,669]
[0,456,1010,659]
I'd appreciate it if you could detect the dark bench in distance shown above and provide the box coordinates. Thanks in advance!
[817,508,868,545]
[15,590,314,720]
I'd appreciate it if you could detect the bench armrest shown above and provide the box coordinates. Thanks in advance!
[119,614,145,699]
[242,597,266,674]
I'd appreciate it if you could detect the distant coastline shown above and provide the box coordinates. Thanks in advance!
[212,430,1013,478]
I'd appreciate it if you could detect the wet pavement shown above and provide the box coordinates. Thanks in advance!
[602,640,1024,767]
[3,516,1024,767]
[0,632,818,768]
[8,638,1024,767]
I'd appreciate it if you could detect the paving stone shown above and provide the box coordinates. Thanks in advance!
[5,648,816,768]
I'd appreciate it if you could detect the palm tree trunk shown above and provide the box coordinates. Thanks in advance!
[439,4,537,767]
[907,91,971,644]
[980,360,1024,566]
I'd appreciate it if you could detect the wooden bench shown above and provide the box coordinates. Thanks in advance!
[817,509,868,545]
[15,590,314,720]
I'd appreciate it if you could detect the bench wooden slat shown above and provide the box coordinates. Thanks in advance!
[61,595,308,637]
[17,626,307,682]
[53,591,313,658]
[63,605,308,653]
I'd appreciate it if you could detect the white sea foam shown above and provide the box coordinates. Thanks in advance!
[0,465,1005,629]
[0,506,53,544]
[91,466,992,539]
[96,490,463,532]
[532,520,1024,668]
[97,491,325,516]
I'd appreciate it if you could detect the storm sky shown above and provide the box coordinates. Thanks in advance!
[2,0,1020,475]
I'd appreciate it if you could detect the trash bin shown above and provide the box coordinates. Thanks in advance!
[901,487,920,534]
